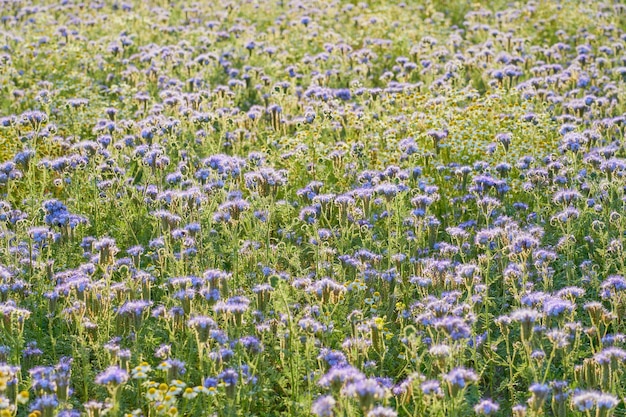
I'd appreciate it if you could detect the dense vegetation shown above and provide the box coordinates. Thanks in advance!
[1,0,626,416]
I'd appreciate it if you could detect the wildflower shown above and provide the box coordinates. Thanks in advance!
[311,395,336,417]
[512,404,527,417]
[528,383,551,411]
[367,406,397,417]
[443,367,478,396]
[511,308,542,342]
[571,390,619,415]
[218,368,238,398]
[237,336,264,354]
[318,366,365,391]
[474,399,499,416]
[318,349,347,369]
[29,395,58,417]
[182,387,197,400]
[543,298,575,318]
[17,390,29,404]
[84,401,108,417]
[421,380,442,396]
[510,234,540,254]
[550,380,569,417]
[95,366,128,387]
[157,359,186,382]
[343,378,385,411]
[131,362,152,380]
[188,316,217,343]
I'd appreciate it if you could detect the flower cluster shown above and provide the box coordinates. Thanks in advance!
[0,0,625,416]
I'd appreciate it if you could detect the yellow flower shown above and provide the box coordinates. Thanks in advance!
[156,362,170,372]
[17,390,30,404]
[182,387,197,400]
[132,362,152,379]
[143,380,158,389]
[170,380,186,389]
[194,386,214,395]
[132,371,147,379]
[146,387,160,401]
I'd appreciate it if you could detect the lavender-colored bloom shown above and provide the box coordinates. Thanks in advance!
[528,382,551,411]
[30,365,55,393]
[600,275,626,298]
[219,368,238,386]
[237,336,263,354]
[117,300,152,317]
[367,406,397,417]
[318,365,364,390]
[572,391,619,412]
[433,317,471,340]
[510,234,540,254]
[30,394,58,414]
[311,395,336,417]
[343,378,385,409]
[317,349,347,368]
[543,298,575,317]
[57,409,81,417]
[126,245,144,257]
[511,308,542,323]
[596,393,620,410]
[443,367,478,394]
[511,402,529,417]
[421,380,442,396]
[95,366,129,386]
[594,347,626,365]
[474,399,499,416]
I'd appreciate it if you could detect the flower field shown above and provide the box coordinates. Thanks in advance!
[1,0,626,416]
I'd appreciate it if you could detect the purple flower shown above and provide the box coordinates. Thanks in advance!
[542,297,574,317]
[594,347,626,365]
[343,378,385,410]
[30,395,58,414]
[474,399,499,416]
[95,366,128,386]
[158,358,186,379]
[367,406,397,417]
[318,366,364,390]
[317,349,347,368]
[311,395,336,417]
[237,336,263,354]
[572,391,619,412]
[510,234,540,254]
[443,367,478,395]
[421,380,442,396]
[219,368,239,395]
[528,383,551,411]
[600,275,626,298]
